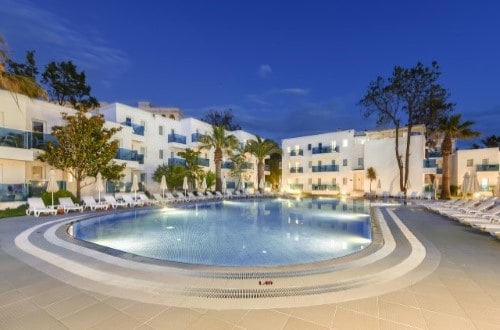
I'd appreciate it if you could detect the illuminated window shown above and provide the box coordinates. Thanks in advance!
[342,139,348,147]
[466,159,473,167]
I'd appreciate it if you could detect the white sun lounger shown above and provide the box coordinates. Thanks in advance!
[152,193,170,204]
[58,197,83,213]
[121,194,144,207]
[82,196,109,211]
[26,197,58,217]
[137,193,160,205]
[103,195,128,209]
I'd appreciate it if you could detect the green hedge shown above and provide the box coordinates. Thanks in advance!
[41,190,76,206]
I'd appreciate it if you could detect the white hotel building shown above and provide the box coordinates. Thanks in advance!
[281,125,432,196]
[0,90,259,208]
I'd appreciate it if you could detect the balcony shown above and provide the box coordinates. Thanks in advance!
[312,165,339,172]
[221,161,232,169]
[423,159,437,168]
[121,121,144,136]
[0,183,29,201]
[115,148,144,164]
[168,157,186,166]
[168,133,187,144]
[191,132,203,143]
[476,164,499,172]
[288,184,303,190]
[312,184,339,191]
[197,157,210,167]
[289,149,303,156]
[427,151,442,158]
[290,167,303,173]
[242,162,254,169]
[0,127,58,150]
[312,146,339,154]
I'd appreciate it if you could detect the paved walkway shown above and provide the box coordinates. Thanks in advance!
[0,205,499,329]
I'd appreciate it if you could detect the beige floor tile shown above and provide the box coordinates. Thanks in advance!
[43,293,99,319]
[186,314,234,330]
[237,309,289,330]
[473,320,500,330]
[379,318,424,329]
[0,289,27,307]
[421,309,476,330]
[30,284,81,307]
[204,309,248,324]
[338,297,379,318]
[146,307,202,329]
[378,300,426,329]
[411,281,451,298]
[415,293,466,317]
[102,296,136,311]
[17,278,63,297]
[89,312,142,330]
[379,289,420,308]
[60,302,119,329]
[291,304,335,328]
[122,302,168,323]
[332,307,379,330]
[283,316,329,330]
[460,302,500,326]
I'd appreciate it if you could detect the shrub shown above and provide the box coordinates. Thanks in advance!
[450,185,458,196]
[41,189,76,206]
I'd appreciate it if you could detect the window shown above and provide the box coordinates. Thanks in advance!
[343,178,348,185]
[32,120,44,148]
[159,149,164,159]
[140,173,146,183]
[358,158,364,166]
[307,144,311,150]
[482,159,489,165]
[32,166,43,180]
[466,159,473,167]
[140,147,146,158]
[125,117,131,126]
[318,160,322,167]
[159,126,163,135]
[140,120,146,132]
[287,146,291,153]
[308,178,312,184]
[332,178,337,185]
[308,161,312,168]
[343,159,348,166]
[318,178,322,185]
[342,139,348,147]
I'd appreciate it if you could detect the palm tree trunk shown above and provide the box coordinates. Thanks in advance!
[214,147,222,192]
[441,152,451,199]
[258,160,264,193]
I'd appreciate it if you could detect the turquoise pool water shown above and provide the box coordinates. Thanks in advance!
[69,198,372,267]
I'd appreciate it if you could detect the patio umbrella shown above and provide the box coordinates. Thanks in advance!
[495,174,500,197]
[201,177,207,192]
[95,172,105,203]
[160,175,167,199]
[222,176,227,194]
[183,176,188,196]
[131,174,139,200]
[434,177,439,200]
[46,169,59,207]
[259,178,265,190]
[461,172,470,195]
[469,172,480,196]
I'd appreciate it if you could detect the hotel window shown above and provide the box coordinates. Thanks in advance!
[140,173,146,183]
[358,158,364,166]
[332,178,337,185]
[159,149,164,160]
[308,161,312,168]
[466,159,473,167]
[32,120,44,148]
[32,166,43,180]
[318,178,322,185]
[307,144,311,150]
[482,159,489,165]
[140,147,146,158]
[343,159,348,166]
[342,139,348,147]
[308,178,312,184]
[125,117,131,126]
[159,125,163,135]
[343,178,348,185]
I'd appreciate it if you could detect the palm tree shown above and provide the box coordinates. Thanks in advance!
[199,125,239,192]
[0,36,46,104]
[366,167,376,192]
[439,114,480,199]
[245,136,281,193]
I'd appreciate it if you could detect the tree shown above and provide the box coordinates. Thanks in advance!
[366,167,377,192]
[480,135,499,148]
[267,153,282,191]
[199,125,239,192]
[0,35,46,105]
[177,148,204,189]
[38,111,126,200]
[152,164,186,191]
[200,171,216,191]
[359,61,453,199]
[245,136,281,193]
[7,50,38,79]
[439,114,479,199]
[201,109,241,130]
[41,60,99,111]
[228,150,248,190]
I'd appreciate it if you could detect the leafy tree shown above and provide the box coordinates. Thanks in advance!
[0,35,46,105]
[7,50,38,79]
[201,109,241,130]
[200,170,216,191]
[177,148,204,189]
[439,114,479,199]
[38,111,125,200]
[366,167,377,192]
[228,150,248,190]
[359,61,453,199]
[199,125,239,192]
[267,153,282,190]
[245,136,281,193]
[480,135,499,148]
[152,164,187,191]
[41,60,99,111]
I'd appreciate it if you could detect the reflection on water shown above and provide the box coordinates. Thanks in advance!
[70,198,372,267]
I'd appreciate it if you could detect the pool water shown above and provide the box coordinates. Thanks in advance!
[69,198,372,267]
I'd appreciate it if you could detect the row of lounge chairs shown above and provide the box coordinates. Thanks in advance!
[423,197,500,240]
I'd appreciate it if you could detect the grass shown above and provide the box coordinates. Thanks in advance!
[0,205,27,219]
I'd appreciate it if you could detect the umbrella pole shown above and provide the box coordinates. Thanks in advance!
[52,192,54,207]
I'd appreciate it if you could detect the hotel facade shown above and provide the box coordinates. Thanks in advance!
[0,90,260,208]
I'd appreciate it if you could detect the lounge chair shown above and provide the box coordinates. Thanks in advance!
[121,194,144,207]
[26,197,58,217]
[58,197,83,213]
[457,205,500,225]
[82,196,109,211]
[215,191,224,199]
[441,199,496,218]
[187,192,204,202]
[103,195,128,209]
[152,193,170,204]
[137,193,160,205]
[205,191,218,200]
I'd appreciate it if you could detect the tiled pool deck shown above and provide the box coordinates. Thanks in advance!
[0,204,499,329]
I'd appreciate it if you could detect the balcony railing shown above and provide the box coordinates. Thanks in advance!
[115,148,144,164]
[290,167,303,173]
[191,132,203,143]
[121,121,144,136]
[427,151,442,158]
[242,162,254,169]
[288,184,303,190]
[221,161,232,169]
[197,157,210,167]
[168,133,187,144]
[312,184,339,191]
[0,183,29,201]
[0,127,58,149]
[476,164,499,172]
[168,157,186,166]
[289,149,303,156]
[311,146,339,154]
[437,167,443,174]
[423,159,437,168]
[311,165,339,172]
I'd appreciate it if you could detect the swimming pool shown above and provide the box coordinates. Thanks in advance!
[69,198,372,267]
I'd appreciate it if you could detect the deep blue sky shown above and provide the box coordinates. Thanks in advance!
[1,0,499,144]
